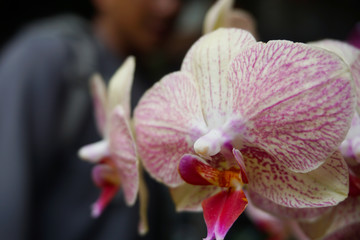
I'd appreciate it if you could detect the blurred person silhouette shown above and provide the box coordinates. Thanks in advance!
[0,0,188,240]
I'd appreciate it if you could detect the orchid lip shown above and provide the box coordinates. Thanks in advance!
[178,154,248,190]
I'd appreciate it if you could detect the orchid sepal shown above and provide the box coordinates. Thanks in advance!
[78,140,110,163]
[170,184,221,212]
[90,74,108,135]
[178,154,245,188]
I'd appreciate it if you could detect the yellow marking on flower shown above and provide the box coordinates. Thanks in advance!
[195,162,244,189]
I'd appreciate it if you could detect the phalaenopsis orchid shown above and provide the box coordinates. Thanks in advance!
[78,57,148,234]
[134,27,355,240]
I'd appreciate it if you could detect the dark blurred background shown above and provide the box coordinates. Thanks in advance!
[0,0,94,48]
[1,0,359,50]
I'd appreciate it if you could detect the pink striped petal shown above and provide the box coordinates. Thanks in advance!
[202,189,248,240]
[134,72,206,186]
[181,28,256,128]
[90,74,108,135]
[310,40,360,113]
[244,149,349,208]
[248,190,330,220]
[109,106,138,206]
[108,56,135,119]
[229,41,354,172]
[170,184,220,212]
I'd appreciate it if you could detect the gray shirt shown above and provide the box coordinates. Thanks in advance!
[0,15,143,240]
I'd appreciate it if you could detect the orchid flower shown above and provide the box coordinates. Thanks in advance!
[203,0,257,38]
[78,57,147,233]
[134,28,354,240]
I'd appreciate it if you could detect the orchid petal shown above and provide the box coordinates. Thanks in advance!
[299,196,360,240]
[90,74,108,135]
[135,72,206,186]
[170,184,220,212]
[248,190,330,220]
[323,222,360,240]
[109,106,138,206]
[245,202,290,240]
[181,28,256,128]
[78,140,109,163]
[202,189,248,240]
[91,184,119,218]
[244,149,349,208]
[310,40,360,113]
[178,154,213,186]
[233,148,248,184]
[229,41,354,172]
[203,0,234,34]
[108,56,135,118]
[179,154,243,188]
[340,113,360,177]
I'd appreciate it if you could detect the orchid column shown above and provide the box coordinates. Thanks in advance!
[134,28,354,240]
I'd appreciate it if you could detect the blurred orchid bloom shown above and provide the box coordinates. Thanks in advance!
[203,0,257,38]
[348,22,360,49]
[245,201,303,240]
[247,178,360,240]
[135,28,354,240]
[78,57,139,217]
